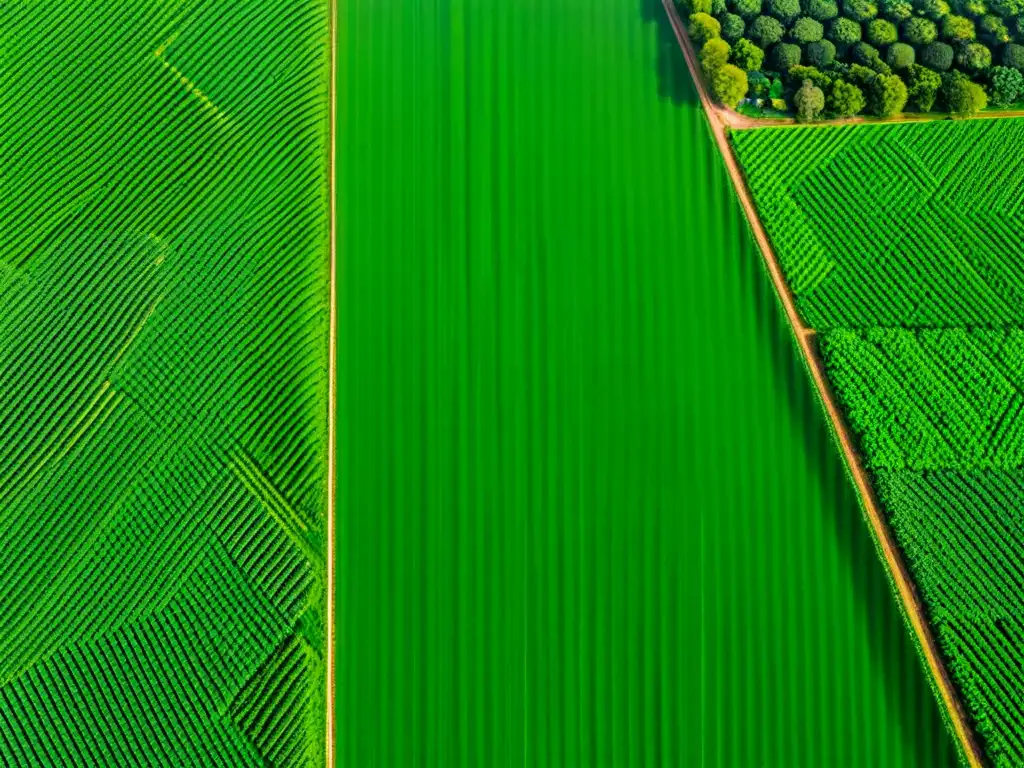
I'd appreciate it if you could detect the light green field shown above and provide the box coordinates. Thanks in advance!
[336,0,956,764]
[0,0,331,764]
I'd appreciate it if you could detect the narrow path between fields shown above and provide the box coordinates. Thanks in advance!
[660,0,986,764]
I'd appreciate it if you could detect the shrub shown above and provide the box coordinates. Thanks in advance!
[712,62,750,104]
[943,70,988,113]
[844,0,879,19]
[957,41,992,68]
[921,41,956,68]
[902,17,938,44]
[682,0,714,13]
[883,0,915,19]
[731,0,763,17]
[830,17,864,42]
[853,41,892,72]
[943,15,976,41]
[887,41,917,67]
[771,41,804,68]
[1004,43,1024,69]
[806,38,838,64]
[804,0,841,19]
[979,14,1010,40]
[747,70,772,96]
[790,63,835,86]
[749,15,787,44]
[731,37,766,68]
[794,78,827,119]
[690,12,723,44]
[990,64,1024,103]
[867,18,899,43]
[769,0,804,19]
[869,72,909,114]
[791,16,826,41]
[915,0,951,17]
[829,79,868,113]
[712,0,728,13]
[721,12,747,40]
[701,38,733,73]
[907,62,943,108]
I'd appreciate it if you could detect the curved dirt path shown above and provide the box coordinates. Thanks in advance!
[661,1,985,765]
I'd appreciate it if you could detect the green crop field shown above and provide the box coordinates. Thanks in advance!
[337,0,956,765]
[0,0,331,765]
[735,119,1024,766]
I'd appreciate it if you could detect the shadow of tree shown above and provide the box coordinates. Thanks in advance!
[640,0,700,107]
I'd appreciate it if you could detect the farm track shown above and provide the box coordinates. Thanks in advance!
[660,0,986,765]
[326,0,337,764]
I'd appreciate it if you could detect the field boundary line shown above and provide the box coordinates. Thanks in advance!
[660,0,985,764]
[326,0,337,762]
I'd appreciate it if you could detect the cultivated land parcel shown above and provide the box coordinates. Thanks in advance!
[0,0,331,765]
[732,93,1024,764]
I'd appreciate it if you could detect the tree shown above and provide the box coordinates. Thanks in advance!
[712,63,750,105]
[942,15,976,41]
[853,41,892,72]
[771,41,803,69]
[1004,42,1024,69]
[915,0,950,18]
[731,0,763,17]
[749,15,787,45]
[769,0,803,19]
[721,13,747,41]
[902,17,938,44]
[961,0,987,15]
[804,0,841,19]
[791,16,826,41]
[979,14,1010,41]
[990,64,1024,103]
[887,41,916,67]
[883,0,915,19]
[806,38,838,65]
[690,12,722,44]
[682,0,713,13]
[990,0,1024,15]
[830,16,863,43]
[731,37,766,68]
[790,64,835,86]
[907,63,943,108]
[957,41,992,68]
[869,72,909,114]
[942,69,988,113]
[712,0,728,13]
[794,78,826,119]
[747,70,772,97]
[921,41,955,69]
[829,79,867,113]
[844,0,879,19]
[701,38,733,73]
[867,18,899,43]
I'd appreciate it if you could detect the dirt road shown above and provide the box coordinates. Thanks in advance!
[661,1,985,765]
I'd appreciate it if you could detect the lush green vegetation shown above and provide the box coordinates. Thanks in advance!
[0,0,330,764]
[681,0,1024,116]
[734,117,1024,765]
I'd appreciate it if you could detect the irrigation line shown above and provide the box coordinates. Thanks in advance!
[660,1,985,764]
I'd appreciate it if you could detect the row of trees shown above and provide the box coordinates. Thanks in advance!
[683,0,1024,117]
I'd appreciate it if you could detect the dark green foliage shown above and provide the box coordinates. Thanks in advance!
[883,0,915,19]
[690,12,723,44]
[979,14,1010,41]
[848,61,881,84]
[828,78,867,112]
[791,16,826,41]
[853,41,892,72]
[830,16,863,42]
[701,38,733,72]
[990,0,1024,15]
[942,14,976,41]
[804,0,841,19]
[844,0,879,19]
[771,41,804,68]
[731,37,766,68]
[806,38,838,64]
[769,0,803,20]
[750,14,787,44]
[902,16,938,44]
[712,62,750,104]
[1003,42,1024,68]
[990,63,1024,103]
[921,40,955,68]
[907,62,943,107]
[867,17,899,43]
[869,71,909,113]
[794,78,826,119]
[887,41,916,67]
[957,41,992,69]
[721,12,747,40]
[747,69,772,96]
[942,68,988,112]
[712,0,729,14]
[731,0,764,18]
[790,63,835,86]
[915,0,951,18]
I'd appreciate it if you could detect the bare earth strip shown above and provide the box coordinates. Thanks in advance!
[659,1,985,764]
[326,0,338,763]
